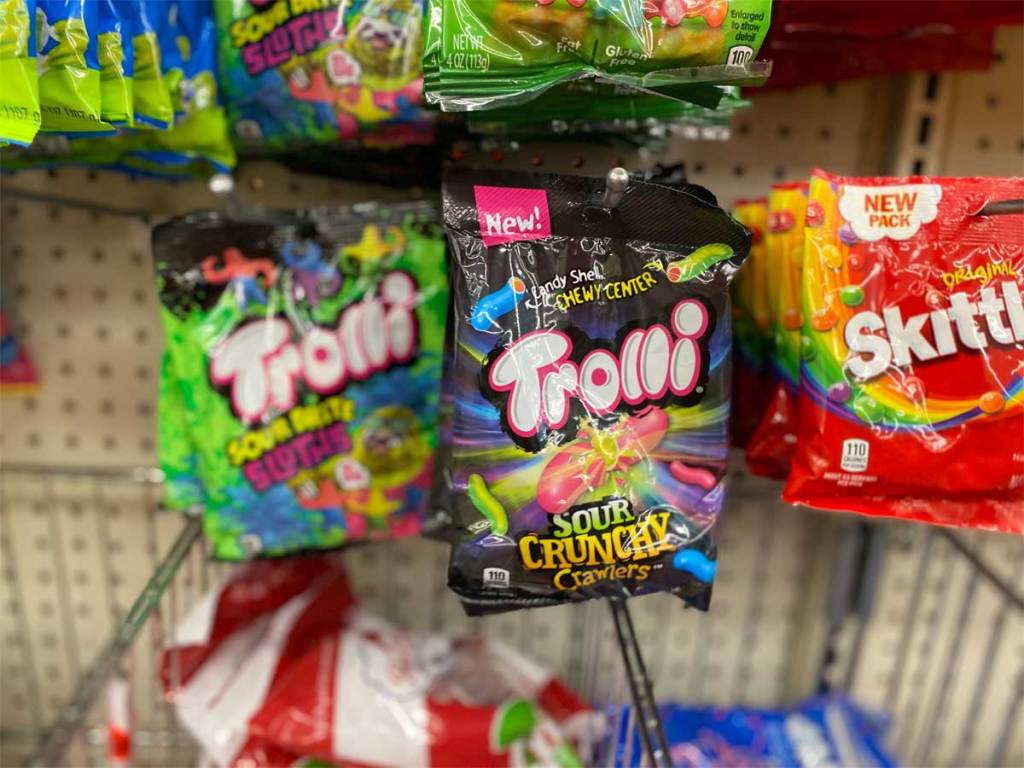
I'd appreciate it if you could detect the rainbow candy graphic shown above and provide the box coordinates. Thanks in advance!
[799,175,1024,431]
[764,183,809,389]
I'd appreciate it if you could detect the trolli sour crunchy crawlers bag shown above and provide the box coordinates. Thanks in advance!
[442,167,751,614]
[745,181,807,477]
[784,171,1024,533]
[154,203,447,559]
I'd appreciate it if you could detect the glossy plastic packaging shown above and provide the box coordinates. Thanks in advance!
[729,197,770,447]
[214,0,433,151]
[0,0,41,145]
[117,0,173,129]
[154,203,447,558]
[162,555,598,767]
[97,0,133,126]
[37,0,115,134]
[745,181,806,477]
[425,0,772,111]
[783,170,1024,533]
[442,167,751,614]
[609,695,897,767]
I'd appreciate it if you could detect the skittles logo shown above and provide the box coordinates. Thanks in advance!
[844,280,1024,382]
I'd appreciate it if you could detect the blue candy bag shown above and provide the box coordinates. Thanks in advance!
[37,0,116,134]
[609,696,898,768]
[0,0,42,146]
[97,0,133,126]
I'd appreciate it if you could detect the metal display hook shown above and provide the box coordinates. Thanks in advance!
[609,598,673,768]
[972,198,1024,216]
[602,167,631,209]
[599,165,671,767]
[209,172,243,217]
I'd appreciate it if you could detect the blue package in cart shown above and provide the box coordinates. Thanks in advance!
[609,696,898,768]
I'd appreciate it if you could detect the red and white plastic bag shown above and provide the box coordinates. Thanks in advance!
[162,556,599,767]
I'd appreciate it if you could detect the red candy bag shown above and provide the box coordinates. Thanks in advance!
[163,555,598,768]
[730,198,773,449]
[746,183,808,478]
[783,171,1024,532]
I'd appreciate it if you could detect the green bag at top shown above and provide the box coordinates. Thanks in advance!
[116,0,173,129]
[154,202,447,559]
[426,0,772,111]
[37,0,116,134]
[0,0,41,145]
[465,81,748,137]
[98,0,133,126]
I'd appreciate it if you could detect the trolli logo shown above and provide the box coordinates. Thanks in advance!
[474,186,551,247]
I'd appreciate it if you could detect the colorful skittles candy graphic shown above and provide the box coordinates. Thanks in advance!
[216,0,432,151]
[154,203,447,559]
[441,168,751,614]
[784,171,1024,533]
[745,182,807,478]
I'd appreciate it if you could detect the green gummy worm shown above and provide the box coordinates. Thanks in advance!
[467,473,508,535]
[666,242,734,283]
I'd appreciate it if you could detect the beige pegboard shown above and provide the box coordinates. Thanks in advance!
[940,25,1024,176]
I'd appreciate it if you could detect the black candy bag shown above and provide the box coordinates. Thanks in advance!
[441,167,752,615]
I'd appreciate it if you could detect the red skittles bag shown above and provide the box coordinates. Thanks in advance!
[783,170,1024,532]
[746,183,808,478]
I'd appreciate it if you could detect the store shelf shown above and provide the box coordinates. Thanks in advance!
[1,23,1022,768]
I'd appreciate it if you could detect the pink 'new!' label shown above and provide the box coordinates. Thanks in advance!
[474,185,551,246]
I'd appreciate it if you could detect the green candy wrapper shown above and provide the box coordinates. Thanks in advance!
[3,0,234,179]
[426,0,772,111]
[37,0,116,134]
[214,0,432,152]
[154,203,447,559]
[118,0,173,129]
[159,352,204,511]
[120,0,235,174]
[0,0,41,145]
[98,0,133,126]
[466,81,747,137]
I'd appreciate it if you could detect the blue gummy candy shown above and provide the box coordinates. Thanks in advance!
[470,277,526,331]
[673,549,717,583]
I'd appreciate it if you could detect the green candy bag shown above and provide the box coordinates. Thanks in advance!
[4,0,233,179]
[154,203,447,559]
[466,81,747,137]
[0,0,41,145]
[426,0,772,111]
[159,352,204,511]
[98,0,133,126]
[120,0,235,175]
[37,0,116,134]
[117,0,173,129]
